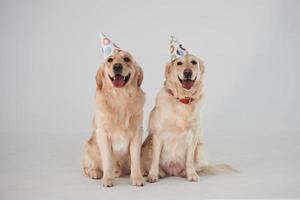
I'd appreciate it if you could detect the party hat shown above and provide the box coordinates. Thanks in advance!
[100,33,121,59]
[170,35,189,62]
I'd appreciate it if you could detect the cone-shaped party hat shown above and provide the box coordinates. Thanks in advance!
[170,35,189,62]
[100,33,121,59]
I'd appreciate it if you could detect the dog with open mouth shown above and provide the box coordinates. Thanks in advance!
[82,34,145,187]
[141,36,236,183]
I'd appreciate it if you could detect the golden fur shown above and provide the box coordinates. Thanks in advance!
[82,50,145,187]
[141,54,236,183]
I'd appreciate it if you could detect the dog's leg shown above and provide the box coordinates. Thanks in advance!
[186,134,199,182]
[129,128,144,186]
[194,140,209,173]
[140,135,153,177]
[147,134,162,183]
[96,130,114,187]
[82,133,103,179]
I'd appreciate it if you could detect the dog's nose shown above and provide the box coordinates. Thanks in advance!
[113,63,123,74]
[183,69,193,79]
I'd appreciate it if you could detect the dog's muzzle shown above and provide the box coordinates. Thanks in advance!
[109,73,131,88]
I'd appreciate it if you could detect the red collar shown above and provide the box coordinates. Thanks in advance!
[166,88,194,104]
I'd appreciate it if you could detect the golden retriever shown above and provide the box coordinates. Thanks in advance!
[82,50,145,187]
[141,54,236,183]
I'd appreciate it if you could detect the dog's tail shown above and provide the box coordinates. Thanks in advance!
[197,164,238,176]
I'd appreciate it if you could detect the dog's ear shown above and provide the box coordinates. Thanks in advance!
[198,58,205,76]
[134,64,143,87]
[96,64,105,90]
[165,62,172,79]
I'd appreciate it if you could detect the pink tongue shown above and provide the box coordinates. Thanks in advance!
[113,76,125,88]
[182,80,194,90]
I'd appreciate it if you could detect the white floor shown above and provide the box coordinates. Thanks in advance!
[0,130,299,199]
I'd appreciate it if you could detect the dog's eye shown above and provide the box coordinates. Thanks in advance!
[177,61,183,65]
[107,58,113,63]
[123,57,130,62]
[191,60,197,65]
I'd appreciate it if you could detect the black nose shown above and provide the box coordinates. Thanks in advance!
[113,63,123,74]
[183,69,193,79]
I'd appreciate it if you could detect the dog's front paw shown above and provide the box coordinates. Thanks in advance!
[147,174,158,183]
[131,176,144,187]
[102,177,114,187]
[187,172,199,182]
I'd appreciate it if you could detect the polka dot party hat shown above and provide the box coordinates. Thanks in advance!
[100,33,121,59]
[170,35,189,62]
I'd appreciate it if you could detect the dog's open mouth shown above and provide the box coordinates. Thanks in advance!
[109,73,131,88]
[178,76,197,90]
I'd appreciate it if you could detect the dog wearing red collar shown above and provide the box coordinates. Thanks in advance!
[141,54,207,182]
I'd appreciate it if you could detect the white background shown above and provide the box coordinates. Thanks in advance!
[0,0,299,199]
